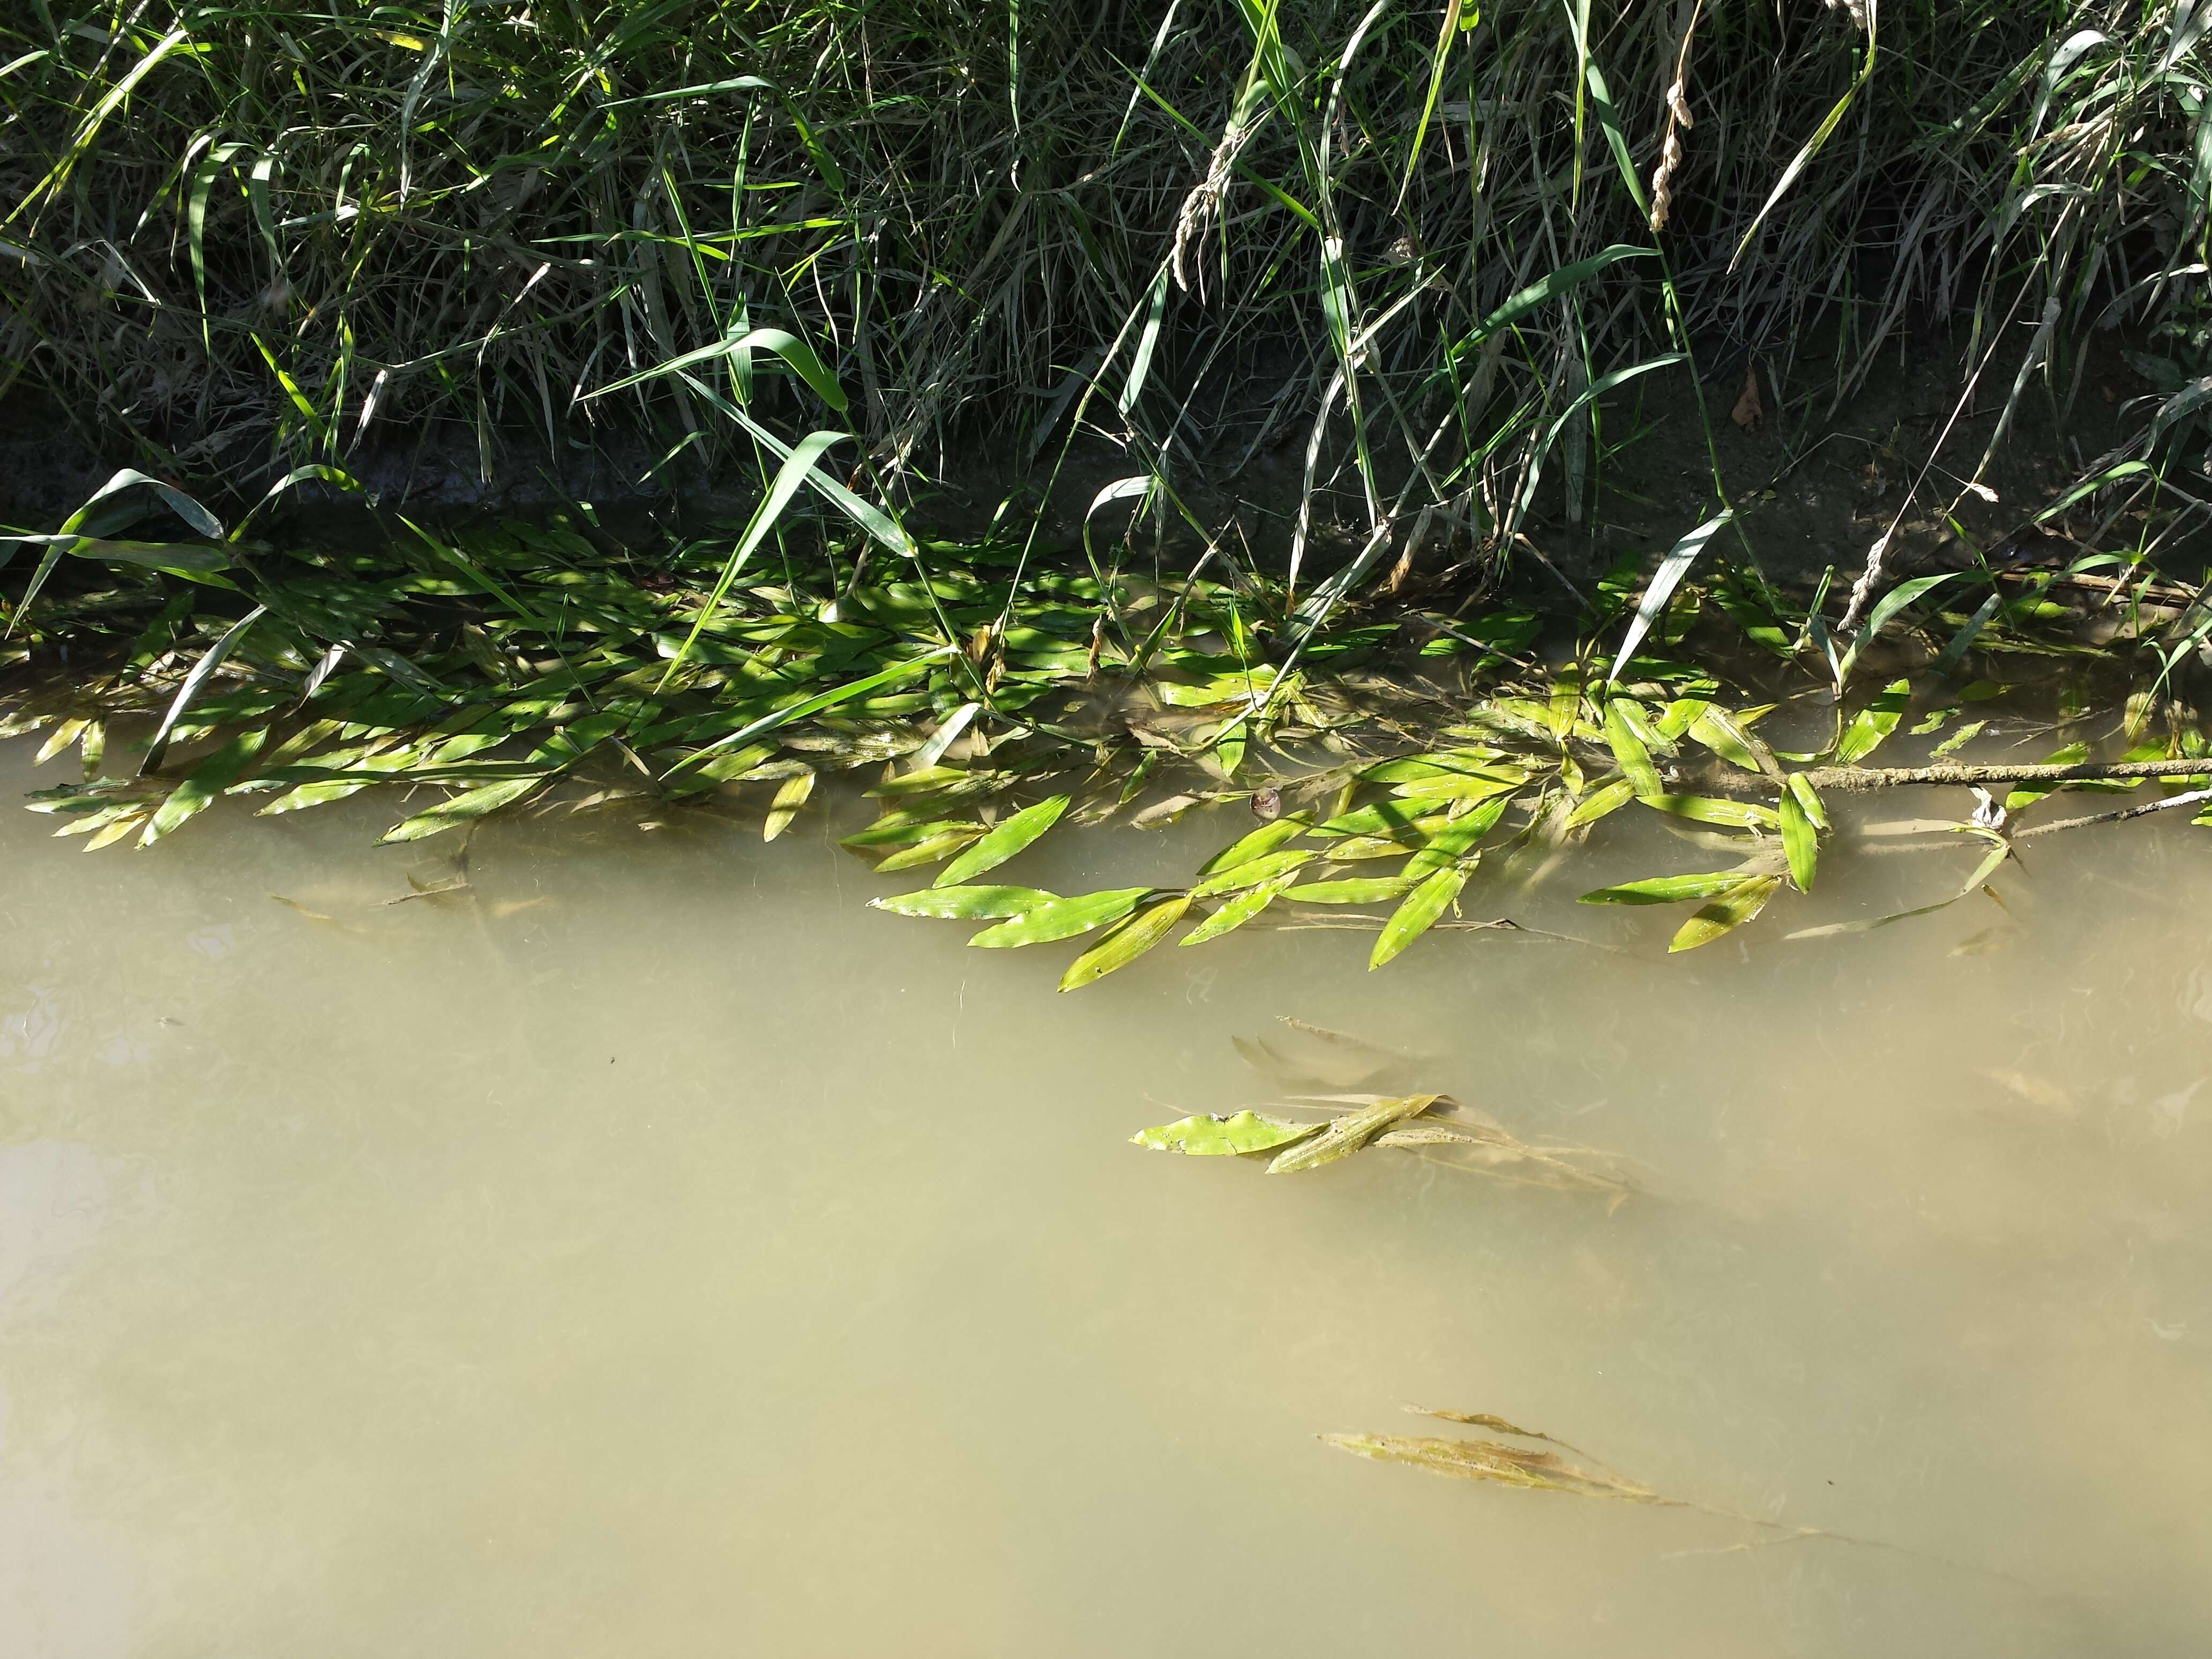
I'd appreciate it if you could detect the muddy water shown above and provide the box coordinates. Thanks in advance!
[2,742,2208,1656]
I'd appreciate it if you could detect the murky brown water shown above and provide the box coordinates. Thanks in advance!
[2,741,2208,1655]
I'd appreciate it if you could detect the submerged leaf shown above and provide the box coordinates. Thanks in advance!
[1667,873,1781,952]
[1779,784,1818,892]
[1320,1433,1656,1501]
[1059,895,1192,990]
[1641,793,1780,829]
[1286,877,1414,905]
[871,885,1056,920]
[380,774,543,843]
[1182,871,1300,945]
[141,727,268,847]
[763,767,815,841]
[935,794,1068,886]
[1190,847,1316,897]
[1130,1110,1320,1156]
[1834,678,1910,765]
[1688,707,1773,775]
[1197,812,1311,876]
[1602,699,1662,796]
[968,887,1150,948]
[1563,776,1635,829]
[873,827,983,872]
[1371,867,1465,969]
[1578,870,1759,905]
[1268,1093,1439,1174]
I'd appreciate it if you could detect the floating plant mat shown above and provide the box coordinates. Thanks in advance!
[9,483,2212,983]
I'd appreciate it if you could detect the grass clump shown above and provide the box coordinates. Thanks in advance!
[4,0,2210,565]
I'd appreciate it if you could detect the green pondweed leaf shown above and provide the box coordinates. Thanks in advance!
[1191,847,1316,897]
[871,885,1056,920]
[1315,799,1441,840]
[763,767,814,841]
[1371,867,1466,969]
[1286,877,1415,905]
[1402,796,1511,878]
[968,887,1150,948]
[1668,874,1782,952]
[1602,699,1662,796]
[380,774,544,842]
[1641,794,1780,829]
[1564,776,1634,829]
[873,827,984,872]
[1687,707,1772,774]
[1578,870,1762,906]
[1784,772,1829,831]
[1834,678,1910,765]
[1780,784,1819,892]
[141,727,268,847]
[1268,1093,1441,1174]
[1059,895,1192,990]
[935,794,1068,886]
[1654,695,1709,742]
[1182,871,1300,945]
[842,815,981,849]
[1130,1110,1320,1157]
[1198,812,1311,876]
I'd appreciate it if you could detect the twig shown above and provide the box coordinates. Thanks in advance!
[1797,758,2208,792]
[2015,786,2212,839]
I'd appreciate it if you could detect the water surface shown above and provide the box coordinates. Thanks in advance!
[2,745,2207,1655]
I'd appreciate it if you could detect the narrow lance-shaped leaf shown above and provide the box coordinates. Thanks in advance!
[1608,510,1732,682]
[936,794,1068,886]
[1269,1093,1441,1174]
[968,887,1150,948]
[1579,870,1765,906]
[1640,794,1781,829]
[1371,866,1466,970]
[1603,698,1662,796]
[1780,784,1818,892]
[1834,678,1910,765]
[1059,895,1192,991]
[1198,812,1311,876]
[140,727,269,847]
[1130,1110,1320,1157]
[380,774,544,843]
[139,604,270,776]
[763,768,814,841]
[1182,871,1301,946]
[1564,776,1635,829]
[871,886,1056,920]
[1668,875,1782,952]
[1286,877,1415,905]
[1191,847,1316,897]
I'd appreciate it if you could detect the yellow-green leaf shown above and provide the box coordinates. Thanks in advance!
[1667,875,1781,952]
[1130,1110,1320,1156]
[1182,871,1299,945]
[1371,866,1466,969]
[935,794,1068,886]
[1780,785,1818,892]
[1603,699,1662,796]
[1834,678,1910,765]
[871,885,1056,920]
[1059,895,1193,990]
[1640,794,1781,829]
[969,887,1150,948]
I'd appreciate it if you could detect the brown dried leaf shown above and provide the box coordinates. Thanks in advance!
[1321,1432,1658,1501]
[1731,361,1764,431]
